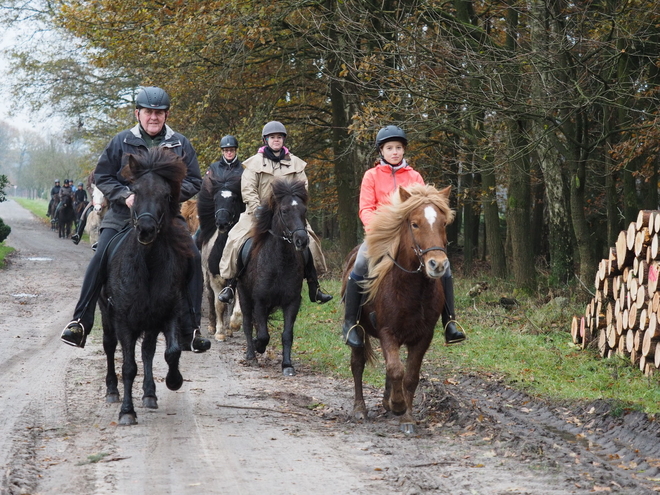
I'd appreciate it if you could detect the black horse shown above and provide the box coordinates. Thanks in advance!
[57,194,76,238]
[237,178,309,376]
[100,147,191,426]
[198,166,245,340]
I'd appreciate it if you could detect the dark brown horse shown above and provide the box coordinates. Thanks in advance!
[342,184,455,433]
[100,148,191,425]
[57,194,76,238]
[237,178,309,376]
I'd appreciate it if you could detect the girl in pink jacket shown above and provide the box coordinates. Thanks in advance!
[342,125,466,347]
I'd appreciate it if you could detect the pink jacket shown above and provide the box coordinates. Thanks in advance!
[359,161,424,228]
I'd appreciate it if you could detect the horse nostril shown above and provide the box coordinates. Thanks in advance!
[428,259,437,271]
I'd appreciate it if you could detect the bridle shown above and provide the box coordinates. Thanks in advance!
[269,201,307,243]
[132,210,165,245]
[388,221,447,274]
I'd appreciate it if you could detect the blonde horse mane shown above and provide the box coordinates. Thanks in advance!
[363,184,455,302]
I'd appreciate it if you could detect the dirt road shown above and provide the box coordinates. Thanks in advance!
[1,198,659,494]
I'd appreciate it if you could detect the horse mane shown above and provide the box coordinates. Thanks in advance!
[252,178,308,239]
[122,148,187,218]
[363,183,455,300]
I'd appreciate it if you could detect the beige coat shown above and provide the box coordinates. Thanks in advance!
[219,150,327,279]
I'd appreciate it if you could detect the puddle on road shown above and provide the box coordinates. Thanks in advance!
[25,257,53,262]
[12,293,38,298]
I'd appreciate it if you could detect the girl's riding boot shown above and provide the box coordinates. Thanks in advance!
[342,276,365,347]
[305,249,332,304]
[442,275,466,344]
[218,278,237,303]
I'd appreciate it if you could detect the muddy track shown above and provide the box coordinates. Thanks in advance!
[1,197,659,494]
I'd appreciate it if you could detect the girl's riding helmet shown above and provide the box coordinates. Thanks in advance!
[376,125,408,148]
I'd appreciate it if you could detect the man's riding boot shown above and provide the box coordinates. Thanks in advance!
[218,278,237,304]
[342,276,365,348]
[442,275,466,344]
[305,249,332,304]
[61,320,87,348]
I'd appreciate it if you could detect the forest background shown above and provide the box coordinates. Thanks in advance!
[1,0,660,294]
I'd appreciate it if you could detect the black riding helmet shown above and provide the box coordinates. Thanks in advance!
[135,87,171,110]
[376,125,408,148]
[220,135,239,149]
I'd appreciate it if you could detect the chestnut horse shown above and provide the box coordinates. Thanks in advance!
[342,184,455,433]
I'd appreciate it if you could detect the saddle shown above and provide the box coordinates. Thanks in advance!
[236,237,310,277]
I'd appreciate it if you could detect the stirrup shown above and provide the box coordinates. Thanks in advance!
[61,320,87,348]
[343,323,365,348]
[218,286,235,304]
[312,287,333,304]
[444,320,466,344]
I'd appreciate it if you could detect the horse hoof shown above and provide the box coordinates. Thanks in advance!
[166,370,184,391]
[118,413,137,426]
[143,396,158,409]
[282,367,296,377]
[207,326,216,335]
[253,338,268,354]
[106,393,120,404]
[352,408,367,421]
[215,333,226,342]
[226,329,233,338]
[400,422,415,435]
[244,356,258,367]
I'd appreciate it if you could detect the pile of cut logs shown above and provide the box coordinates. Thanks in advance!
[574,210,660,377]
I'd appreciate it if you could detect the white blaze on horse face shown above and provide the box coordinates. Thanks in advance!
[291,199,298,206]
[424,205,437,227]
[221,190,232,198]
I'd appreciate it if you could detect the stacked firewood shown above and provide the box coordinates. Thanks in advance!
[574,210,660,377]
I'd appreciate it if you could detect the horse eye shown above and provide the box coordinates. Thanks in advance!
[411,222,419,229]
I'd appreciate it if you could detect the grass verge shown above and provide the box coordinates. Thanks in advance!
[0,242,14,268]
[291,276,660,416]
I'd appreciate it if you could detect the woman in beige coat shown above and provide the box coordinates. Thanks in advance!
[218,121,332,305]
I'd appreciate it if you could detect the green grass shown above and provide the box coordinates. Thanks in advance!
[14,197,49,219]
[291,276,660,416]
[0,242,14,268]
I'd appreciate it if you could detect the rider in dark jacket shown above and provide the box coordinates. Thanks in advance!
[52,180,73,221]
[60,86,210,352]
[47,180,61,217]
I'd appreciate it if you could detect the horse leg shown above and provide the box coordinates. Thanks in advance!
[141,331,159,409]
[164,321,183,391]
[253,304,270,355]
[102,318,120,403]
[399,340,432,434]
[118,335,139,426]
[380,337,406,416]
[280,302,300,376]
[241,302,258,365]
[351,346,368,420]
[205,276,218,336]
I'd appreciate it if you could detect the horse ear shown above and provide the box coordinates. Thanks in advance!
[122,154,138,181]
[398,186,411,203]
[439,185,452,198]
